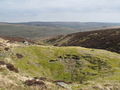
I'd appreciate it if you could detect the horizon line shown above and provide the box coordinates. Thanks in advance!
[1,21,120,23]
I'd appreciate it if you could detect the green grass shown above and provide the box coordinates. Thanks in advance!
[1,45,120,89]
[4,46,119,83]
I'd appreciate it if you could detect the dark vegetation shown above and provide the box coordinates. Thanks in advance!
[0,61,19,73]
[24,79,46,87]
[4,47,9,51]
[6,63,19,73]
[16,53,23,59]
[0,36,34,44]
[46,28,120,53]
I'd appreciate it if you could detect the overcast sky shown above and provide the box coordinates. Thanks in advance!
[0,0,120,22]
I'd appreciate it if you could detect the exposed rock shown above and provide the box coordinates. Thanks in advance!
[54,80,72,90]
[92,84,104,90]
[54,80,72,84]
[33,77,47,81]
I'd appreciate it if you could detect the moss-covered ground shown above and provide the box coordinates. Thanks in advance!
[1,44,120,89]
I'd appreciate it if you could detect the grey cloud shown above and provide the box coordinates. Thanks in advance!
[0,0,120,22]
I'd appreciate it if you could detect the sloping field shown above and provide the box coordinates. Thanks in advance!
[0,38,120,89]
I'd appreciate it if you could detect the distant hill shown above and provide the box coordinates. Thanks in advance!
[0,22,120,39]
[0,23,78,39]
[16,22,120,29]
[46,28,120,53]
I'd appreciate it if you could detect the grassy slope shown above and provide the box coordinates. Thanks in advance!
[9,46,120,81]
[1,44,120,89]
